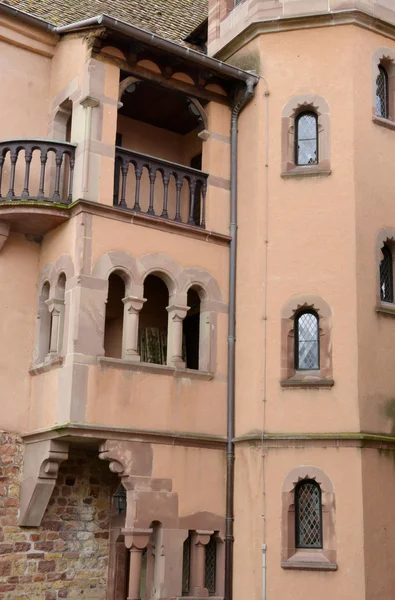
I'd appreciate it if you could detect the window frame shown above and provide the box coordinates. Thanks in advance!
[376,64,389,119]
[380,243,394,303]
[295,480,323,550]
[294,310,320,372]
[295,111,319,167]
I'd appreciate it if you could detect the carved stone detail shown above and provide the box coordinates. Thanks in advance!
[19,439,69,527]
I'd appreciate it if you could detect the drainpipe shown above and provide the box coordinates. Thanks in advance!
[225,76,256,600]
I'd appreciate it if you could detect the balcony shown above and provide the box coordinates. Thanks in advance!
[0,138,209,235]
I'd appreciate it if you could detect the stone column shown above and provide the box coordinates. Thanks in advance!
[46,298,65,358]
[190,530,212,597]
[122,295,146,361]
[123,528,152,600]
[166,304,189,368]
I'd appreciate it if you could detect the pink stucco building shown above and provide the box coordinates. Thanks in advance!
[0,0,395,598]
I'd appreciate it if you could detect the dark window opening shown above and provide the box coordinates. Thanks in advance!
[104,273,125,359]
[295,310,319,371]
[182,533,191,596]
[380,244,394,303]
[295,112,318,166]
[295,480,323,549]
[183,288,201,370]
[376,65,389,119]
[190,153,202,226]
[113,133,123,206]
[139,275,169,364]
[205,535,217,595]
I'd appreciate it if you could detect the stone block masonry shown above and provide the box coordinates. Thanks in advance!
[0,432,118,599]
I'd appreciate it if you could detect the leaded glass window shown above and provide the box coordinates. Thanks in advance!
[295,112,318,166]
[182,534,191,596]
[295,480,323,549]
[380,244,394,303]
[205,536,217,595]
[376,65,389,119]
[295,311,319,370]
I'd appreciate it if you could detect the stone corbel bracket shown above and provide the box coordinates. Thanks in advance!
[19,439,69,526]
[0,221,10,251]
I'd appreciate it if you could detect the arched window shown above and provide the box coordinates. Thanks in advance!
[104,273,126,359]
[48,273,66,358]
[37,281,51,363]
[295,112,318,166]
[376,65,389,119]
[139,275,169,365]
[380,244,394,303]
[295,311,319,371]
[295,480,323,549]
[183,288,201,370]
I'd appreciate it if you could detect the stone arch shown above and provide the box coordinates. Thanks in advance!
[281,465,337,570]
[281,94,330,175]
[137,253,182,298]
[280,294,333,385]
[92,251,142,296]
[50,254,74,291]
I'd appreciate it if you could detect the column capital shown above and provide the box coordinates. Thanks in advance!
[45,298,64,314]
[122,295,147,313]
[122,527,153,550]
[166,304,189,321]
[193,530,214,546]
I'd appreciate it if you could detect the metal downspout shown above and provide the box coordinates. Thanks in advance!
[225,76,256,600]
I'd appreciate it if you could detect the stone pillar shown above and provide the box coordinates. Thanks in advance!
[166,304,189,368]
[122,295,146,361]
[123,529,152,600]
[190,530,212,597]
[46,298,65,358]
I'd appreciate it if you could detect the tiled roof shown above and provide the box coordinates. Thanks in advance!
[4,0,208,44]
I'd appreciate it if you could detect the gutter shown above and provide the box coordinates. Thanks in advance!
[53,14,259,85]
[225,75,256,600]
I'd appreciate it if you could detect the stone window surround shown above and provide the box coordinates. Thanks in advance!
[34,255,74,365]
[92,250,226,374]
[372,47,395,129]
[281,94,331,178]
[376,228,395,316]
[280,294,333,388]
[281,465,337,571]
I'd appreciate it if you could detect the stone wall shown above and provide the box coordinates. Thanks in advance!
[0,432,118,599]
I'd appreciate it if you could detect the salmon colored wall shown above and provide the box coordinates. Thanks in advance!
[152,444,226,517]
[234,445,366,600]
[235,27,359,438]
[362,450,395,599]
[0,234,40,433]
[352,28,395,434]
[49,36,87,101]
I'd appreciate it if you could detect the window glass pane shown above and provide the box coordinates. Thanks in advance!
[297,312,319,370]
[376,66,388,119]
[296,482,322,549]
[182,535,191,596]
[296,113,318,165]
[380,245,394,302]
[205,536,217,595]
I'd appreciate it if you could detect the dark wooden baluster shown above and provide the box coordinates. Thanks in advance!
[6,151,18,200]
[0,155,5,199]
[52,151,63,201]
[147,166,157,215]
[187,176,197,225]
[21,148,33,199]
[119,161,128,208]
[133,164,142,212]
[201,181,207,229]
[38,149,47,199]
[161,170,170,218]
[67,156,75,203]
[175,176,183,222]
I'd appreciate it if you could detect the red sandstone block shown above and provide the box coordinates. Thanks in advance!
[45,591,56,600]
[6,576,19,584]
[46,572,62,582]
[38,560,56,573]
[0,544,12,555]
[30,534,40,541]
[58,590,68,598]
[0,584,15,592]
[33,574,46,582]
[14,542,31,552]
[34,542,54,552]
[27,553,44,559]
[0,561,11,576]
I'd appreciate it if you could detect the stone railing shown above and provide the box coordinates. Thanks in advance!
[0,139,76,204]
[114,147,208,228]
